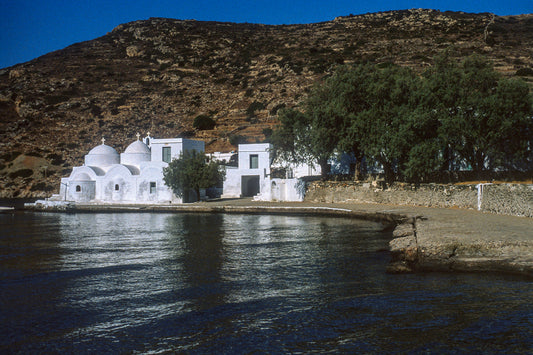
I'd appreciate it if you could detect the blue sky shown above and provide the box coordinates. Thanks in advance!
[1,0,532,69]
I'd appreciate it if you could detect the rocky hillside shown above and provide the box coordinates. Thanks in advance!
[1,9,532,198]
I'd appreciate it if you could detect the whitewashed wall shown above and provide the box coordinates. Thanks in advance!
[222,144,271,198]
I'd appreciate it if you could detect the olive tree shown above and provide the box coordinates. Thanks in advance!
[271,84,342,178]
[272,54,532,184]
[163,150,225,202]
[425,54,533,175]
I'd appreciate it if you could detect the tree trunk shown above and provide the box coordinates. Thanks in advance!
[354,160,362,181]
[319,158,330,179]
[382,161,395,187]
[195,188,200,202]
[353,155,365,181]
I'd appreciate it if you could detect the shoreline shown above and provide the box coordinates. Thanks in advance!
[21,199,533,278]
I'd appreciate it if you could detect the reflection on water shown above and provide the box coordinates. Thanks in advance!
[1,212,531,353]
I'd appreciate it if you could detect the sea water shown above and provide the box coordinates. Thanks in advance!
[1,212,531,353]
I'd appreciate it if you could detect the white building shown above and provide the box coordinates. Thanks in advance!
[220,143,317,202]
[50,134,205,204]
[222,143,272,199]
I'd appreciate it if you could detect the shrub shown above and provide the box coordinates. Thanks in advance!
[229,134,247,146]
[159,63,172,71]
[516,68,533,76]
[26,151,43,158]
[193,115,216,130]
[246,101,265,117]
[190,95,202,107]
[256,76,269,85]
[47,153,64,165]
[111,97,127,106]
[30,182,49,191]
[178,130,196,138]
[90,103,102,117]
[1,151,22,162]
[262,128,273,141]
[270,103,286,116]
[214,77,228,84]
[9,169,33,179]
[44,95,70,106]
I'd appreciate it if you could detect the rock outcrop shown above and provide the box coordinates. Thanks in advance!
[389,213,533,277]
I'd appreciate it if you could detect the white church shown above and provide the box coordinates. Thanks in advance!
[40,134,322,206]
[48,134,204,204]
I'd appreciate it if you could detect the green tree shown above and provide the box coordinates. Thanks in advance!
[163,150,225,202]
[271,101,339,178]
[318,65,373,180]
[302,80,347,176]
[487,78,533,170]
[270,108,311,168]
[272,54,532,184]
[272,70,357,178]
[426,53,533,175]
[350,64,423,184]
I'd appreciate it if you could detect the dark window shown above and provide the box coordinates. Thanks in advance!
[115,184,119,191]
[162,147,171,163]
[75,185,81,192]
[250,154,259,169]
[150,182,156,194]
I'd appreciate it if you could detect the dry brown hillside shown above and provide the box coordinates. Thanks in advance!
[1,9,532,198]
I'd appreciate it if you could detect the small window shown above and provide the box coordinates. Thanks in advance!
[250,154,259,169]
[75,185,81,192]
[115,184,119,191]
[162,147,171,163]
[150,182,156,194]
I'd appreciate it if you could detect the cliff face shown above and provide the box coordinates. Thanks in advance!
[1,9,532,198]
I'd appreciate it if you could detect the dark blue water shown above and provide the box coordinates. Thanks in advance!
[1,212,531,353]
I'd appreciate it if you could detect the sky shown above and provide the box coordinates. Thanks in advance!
[1,0,532,69]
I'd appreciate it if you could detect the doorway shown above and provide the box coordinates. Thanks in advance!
[241,175,260,197]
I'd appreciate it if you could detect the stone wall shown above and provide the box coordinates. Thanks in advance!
[480,184,533,218]
[305,181,532,217]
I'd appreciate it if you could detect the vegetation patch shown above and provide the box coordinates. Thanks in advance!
[516,68,533,76]
[229,134,247,146]
[272,54,533,184]
[246,101,266,117]
[9,169,33,179]
[193,114,216,130]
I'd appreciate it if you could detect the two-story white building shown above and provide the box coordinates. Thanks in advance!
[221,143,272,199]
[220,143,316,202]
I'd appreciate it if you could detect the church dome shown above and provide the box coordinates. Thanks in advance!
[120,139,151,166]
[87,144,119,156]
[85,143,120,167]
[72,172,93,181]
[124,140,151,154]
